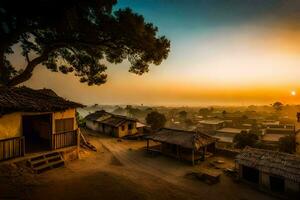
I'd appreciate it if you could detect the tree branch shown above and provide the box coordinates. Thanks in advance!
[6,46,59,86]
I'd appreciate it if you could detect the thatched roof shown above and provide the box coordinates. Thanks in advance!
[0,86,83,116]
[236,147,300,182]
[85,110,137,127]
[146,128,217,150]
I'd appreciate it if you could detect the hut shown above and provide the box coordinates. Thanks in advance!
[85,110,138,137]
[236,147,300,197]
[0,86,83,162]
[198,119,225,135]
[146,128,217,165]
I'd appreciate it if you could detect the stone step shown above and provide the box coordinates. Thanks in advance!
[33,159,64,173]
[29,154,61,168]
[27,152,64,173]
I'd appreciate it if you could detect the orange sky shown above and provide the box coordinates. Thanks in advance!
[14,1,300,106]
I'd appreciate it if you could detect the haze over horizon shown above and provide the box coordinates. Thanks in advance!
[14,0,300,106]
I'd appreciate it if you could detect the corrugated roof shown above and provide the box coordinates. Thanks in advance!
[236,147,300,182]
[0,86,83,116]
[147,128,217,150]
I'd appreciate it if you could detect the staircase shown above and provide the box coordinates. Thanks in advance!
[27,152,65,173]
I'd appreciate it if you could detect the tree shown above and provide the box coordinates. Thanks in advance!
[198,108,210,117]
[278,135,296,153]
[0,0,170,86]
[145,111,166,131]
[178,110,187,121]
[272,101,283,112]
[233,131,258,149]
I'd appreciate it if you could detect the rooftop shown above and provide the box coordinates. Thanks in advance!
[0,86,83,116]
[199,119,224,125]
[147,128,217,150]
[236,147,300,182]
[85,110,137,127]
[216,128,246,134]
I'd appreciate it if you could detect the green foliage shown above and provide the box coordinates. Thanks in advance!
[278,135,296,153]
[233,131,259,149]
[76,111,86,127]
[145,111,166,131]
[0,0,170,86]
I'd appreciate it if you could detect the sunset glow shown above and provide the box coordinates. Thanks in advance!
[18,0,300,106]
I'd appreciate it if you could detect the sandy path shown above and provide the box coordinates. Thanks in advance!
[83,129,276,200]
[1,129,276,200]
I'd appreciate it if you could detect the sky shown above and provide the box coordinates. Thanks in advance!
[22,0,300,106]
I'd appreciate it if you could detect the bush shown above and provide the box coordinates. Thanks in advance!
[76,111,86,127]
[233,131,258,149]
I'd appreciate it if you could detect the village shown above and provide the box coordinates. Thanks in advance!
[0,87,299,199]
[1,0,300,199]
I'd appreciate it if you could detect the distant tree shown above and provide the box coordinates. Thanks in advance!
[272,101,283,112]
[279,135,296,153]
[178,110,187,121]
[222,110,227,117]
[233,131,259,149]
[146,111,166,131]
[0,0,170,86]
[198,108,210,116]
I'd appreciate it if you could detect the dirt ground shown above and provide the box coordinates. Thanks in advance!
[0,129,276,200]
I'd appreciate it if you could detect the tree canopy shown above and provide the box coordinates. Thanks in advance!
[272,101,283,112]
[0,0,170,86]
[233,131,258,149]
[145,111,166,131]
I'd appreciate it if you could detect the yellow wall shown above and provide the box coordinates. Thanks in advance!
[0,108,77,140]
[117,121,137,137]
[0,112,22,139]
[53,108,77,133]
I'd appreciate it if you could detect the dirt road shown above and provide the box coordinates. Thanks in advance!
[0,129,276,200]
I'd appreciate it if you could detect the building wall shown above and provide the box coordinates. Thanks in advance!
[238,164,300,195]
[118,121,137,137]
[53,108,77,133]
[86,120,99,131]
[285,179,300,194]
[0,112,22,139]
[0,109,77,140]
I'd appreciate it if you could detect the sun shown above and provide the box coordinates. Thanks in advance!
[291,90,296,96]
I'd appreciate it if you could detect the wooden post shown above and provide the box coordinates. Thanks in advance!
[146,139,149,152]
[192,149,195,166]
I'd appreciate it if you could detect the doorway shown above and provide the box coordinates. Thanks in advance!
[242,165,260,184]
[22,114,52,153]
[269,175,285,193]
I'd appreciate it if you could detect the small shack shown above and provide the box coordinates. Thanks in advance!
[198,119,225,135]
[0,86,83,162]
[236,147,300,197]
[85,110,138,137]
[146,128,217,165]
